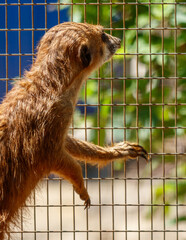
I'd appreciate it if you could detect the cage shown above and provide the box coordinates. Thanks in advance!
[0,0,186,239]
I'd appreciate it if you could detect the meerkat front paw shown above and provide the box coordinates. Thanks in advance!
[113,142,149,162]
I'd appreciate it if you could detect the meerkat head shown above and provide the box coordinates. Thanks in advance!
[35,22,121,86]
[75,23,121,71]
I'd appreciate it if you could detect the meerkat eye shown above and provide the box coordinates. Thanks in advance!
[101,32,109,43]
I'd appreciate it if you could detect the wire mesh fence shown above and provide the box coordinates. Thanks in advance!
[0,0,186,240]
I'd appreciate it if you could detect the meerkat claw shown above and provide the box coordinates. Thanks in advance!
[140,152,149,162]
[127,143,149,162]
[137,145,149,162]
[84,198,91,210]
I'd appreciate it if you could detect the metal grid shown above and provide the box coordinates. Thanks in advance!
[0,0,186,240]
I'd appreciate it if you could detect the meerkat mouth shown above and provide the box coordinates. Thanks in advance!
[108,40,121,54]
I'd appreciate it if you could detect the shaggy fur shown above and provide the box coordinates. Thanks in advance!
[0,22,148,239]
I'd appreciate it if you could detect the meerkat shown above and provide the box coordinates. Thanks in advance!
[0,22,148,239]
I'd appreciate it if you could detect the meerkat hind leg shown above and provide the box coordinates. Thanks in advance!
[53,152,90,209]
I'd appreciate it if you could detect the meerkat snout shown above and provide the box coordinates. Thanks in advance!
[101,32,121,62]
[101,32,121,52]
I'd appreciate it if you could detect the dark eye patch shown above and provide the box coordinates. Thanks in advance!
[101,32,109,43]
[80,45,91,68]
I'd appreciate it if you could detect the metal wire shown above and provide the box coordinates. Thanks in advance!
[0,0,185,240]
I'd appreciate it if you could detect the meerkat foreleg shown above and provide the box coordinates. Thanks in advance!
[65,135,148,167]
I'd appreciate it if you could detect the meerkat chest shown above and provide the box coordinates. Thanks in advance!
[46,96,74,133]
[42,96,74,154]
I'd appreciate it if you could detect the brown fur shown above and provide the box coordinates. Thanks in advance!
[0,22,148,239]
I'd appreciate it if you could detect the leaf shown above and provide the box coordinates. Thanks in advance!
[59,0,71,10]
[170,216,186,225]
[176,6,186,26]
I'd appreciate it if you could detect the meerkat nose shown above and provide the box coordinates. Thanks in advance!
[109,35,121,50]
[118,38,121,47]
[115,37,121,48]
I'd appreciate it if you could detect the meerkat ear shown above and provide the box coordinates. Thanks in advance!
[80,44,91,68]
